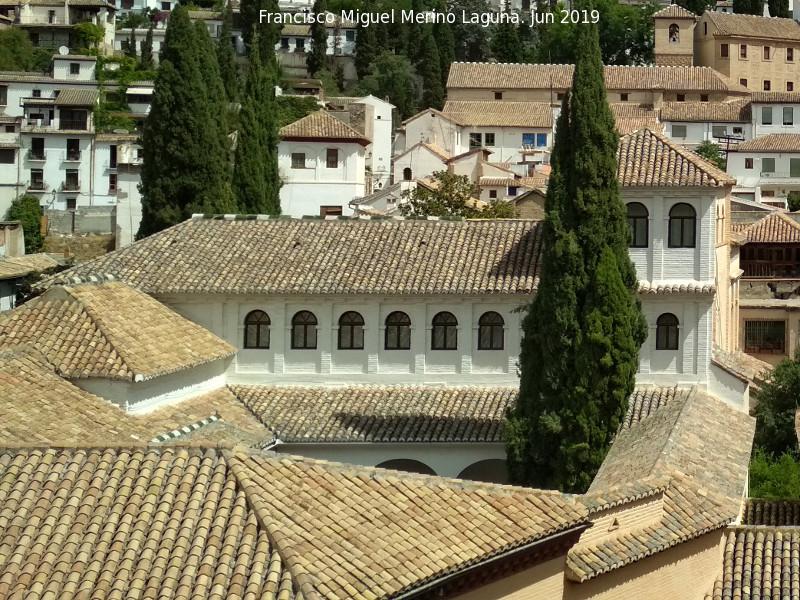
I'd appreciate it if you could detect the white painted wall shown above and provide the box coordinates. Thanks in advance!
[356,95,394,185]
[709,361,749,412]
[403,110,461,156]
[455,126,551,164]
[75,357,231,414]
[278,140,365,216]
[727,150,800,194]
[392,145,447,182]
[21,133,94,212]
[53,58,97,82]
[663,120,750,147]
[752,103,800,137]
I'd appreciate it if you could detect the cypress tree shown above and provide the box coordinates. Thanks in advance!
[307,0,328,76]
[506,6,646,493]
[217,1,239,101]
[240,0,280,61]
[139,25,154,70]
[354,0,378,79]
[420,28,444,110]
[194,20,230,137]
[127,27,137,59]
[490,15,524,63]
[434,20,455,87]
[138,5,236,238]
[234,37,281,214]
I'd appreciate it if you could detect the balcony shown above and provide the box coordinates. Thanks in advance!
[28,181,46,191]
[61,180,80,191]
[760,171,800,181]
[26,150,46,161]
[61,151,82,162]
[60,120,88,131]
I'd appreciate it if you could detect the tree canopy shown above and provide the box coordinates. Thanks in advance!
[398,170,515,218]
[7,195,44,254]
[0,28,50,72]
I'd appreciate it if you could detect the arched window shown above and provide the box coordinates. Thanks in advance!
[626,202,649,248]
[478,312,504,350]
[385,311,411,350]
[291,311,317,349]
[669,23,679,43]
[668,203,696,248]
[338,311,365,350]
[656,313,679,350]
[403,167,412,181]
[432,311,458,350]
[243,310,270,349]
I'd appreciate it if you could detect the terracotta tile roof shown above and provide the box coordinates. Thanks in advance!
[53,88,99,106]
[738,133,800,152]
[281,23,310,35]
[446,63,749,94]
[653,4,697,18]
[230,452,589,599]
[0,446,301,600]
[231,385,517,443]
[706,11,800,41]
[589,387,755,500]
[580,477,670,513]
[186,9,221,19]
[279,110,369,144]
[441,100,553,128]
[44,217,544,296]
[568,474,740,582]
[622,386,692,429]
[0,347,268,446]
[737,211,800,243]
[751,91,800,103]
[709,528,800,600]
[617,128,736,187]
[743,499,800,525]
[0,253,59,280]
[0,445,589,600]
[637,281,716,294]
[659,98,751,122]
[0,281,234,381]
[609,103,663,135]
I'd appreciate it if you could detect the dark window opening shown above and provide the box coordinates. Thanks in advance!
[478,312,504,350]
[432,311,458,350]
[385,311,411,350]
[291,311,317,349]
[656,313,679,350]
[626,202,648,248]
[244,310,270,349]
[338,311,365,350]
[668,203,696,248]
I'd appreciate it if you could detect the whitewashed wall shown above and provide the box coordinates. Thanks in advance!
[752,103,800,137]
[663,120,751,147]
[403,111,461,156]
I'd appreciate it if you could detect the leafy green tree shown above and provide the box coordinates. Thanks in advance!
[126,27,138,59]
[420,29,444,110]
[695,140,726,170]
[0,28,51,71]
[749,448,800,499]
[733,0,764,14]
[754,348,800,457]
[139,25,155,70]
[354,0,378,79]
[506,7,646,493]
[234,37,281,214]
[788,192,800,212]
[7,195,44,254]
[72,22,105,51]
[357,51,417,120]
[240,0,281,61]
[491,14,525,63]
[276,95,321,127]
[768,0,790,17]
[307,0,329,75]
[398,170,514,218]
[138,5,236,238]
[217,2,239,101]
[451,0,490,61]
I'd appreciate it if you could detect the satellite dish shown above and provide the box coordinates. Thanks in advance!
[58,46,69,56]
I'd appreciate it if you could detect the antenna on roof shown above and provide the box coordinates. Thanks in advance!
[58,46,69,56]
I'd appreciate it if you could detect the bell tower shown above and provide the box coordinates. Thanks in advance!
[653,4,697,67]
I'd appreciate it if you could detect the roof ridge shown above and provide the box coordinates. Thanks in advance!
[640,128,736,183]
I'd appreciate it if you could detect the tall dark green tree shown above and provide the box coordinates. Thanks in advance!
[138,5,236,238]
[733,0,764,14]
[491,16,524,63]
[307,0,328,75]
[233,37,281,214]
[768,0,790,17]
[357,51,417,119]
[127,27,137,59]
[354,0,378,79]
[139,25,154,70]
[506,6,646,493]
[451,0,490,61]
[194,20,230,136]
[434,20,455,87]
[217,1,239,101]
[240,0,280,61]
[420,28,444,110]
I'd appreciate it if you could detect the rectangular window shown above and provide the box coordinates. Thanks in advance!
[320,205,342,216]
[110,144,117,168]
[762,157,776,173]
[672,124,687,138]
[556,93,564,101]
[326,148,338,168]
[281,37,289,49]
[721,43,728,58]
[764,80,771,91]
[30,169,44,190]
[489,190,497,199]
[469,132,482,149]
[484,132,495,146]
[785,107,794,125]
[745,157,754,169]
[789,82,795,92]
[109,173,117,192]
[66,138,80,161]
[508,186,518,197]
[790,158,800,177]
[620,93,628,101]
[522,133,535,147]
[4,125,13,133]
[494,91,503,100]
[677,94,685,102]
[789,48,795,62]
[59,109,87,131]
[30,137,44,160]
[763,106,773,125]
[0,148,14,164]
[0,86,7,105]
[32,89,41,98]
[740,44,747,58]
[712,125,727,137]
[764,46,771,60]
[66,197,77,210]
[536,133,547,147]
[295,38,305,51]
[745,320,785,354]
[740,78,748,87]
[70,62,80,75]
[161,1,170,9]
[701,94,709,102]
[291,152,305,168]
[64,169,79,190]
[345,30,355,41]
[733,126,743,135]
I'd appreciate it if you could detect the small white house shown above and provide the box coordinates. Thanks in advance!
[727,134,800,200]
[278,110,369,216]
[660,99,752,148]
